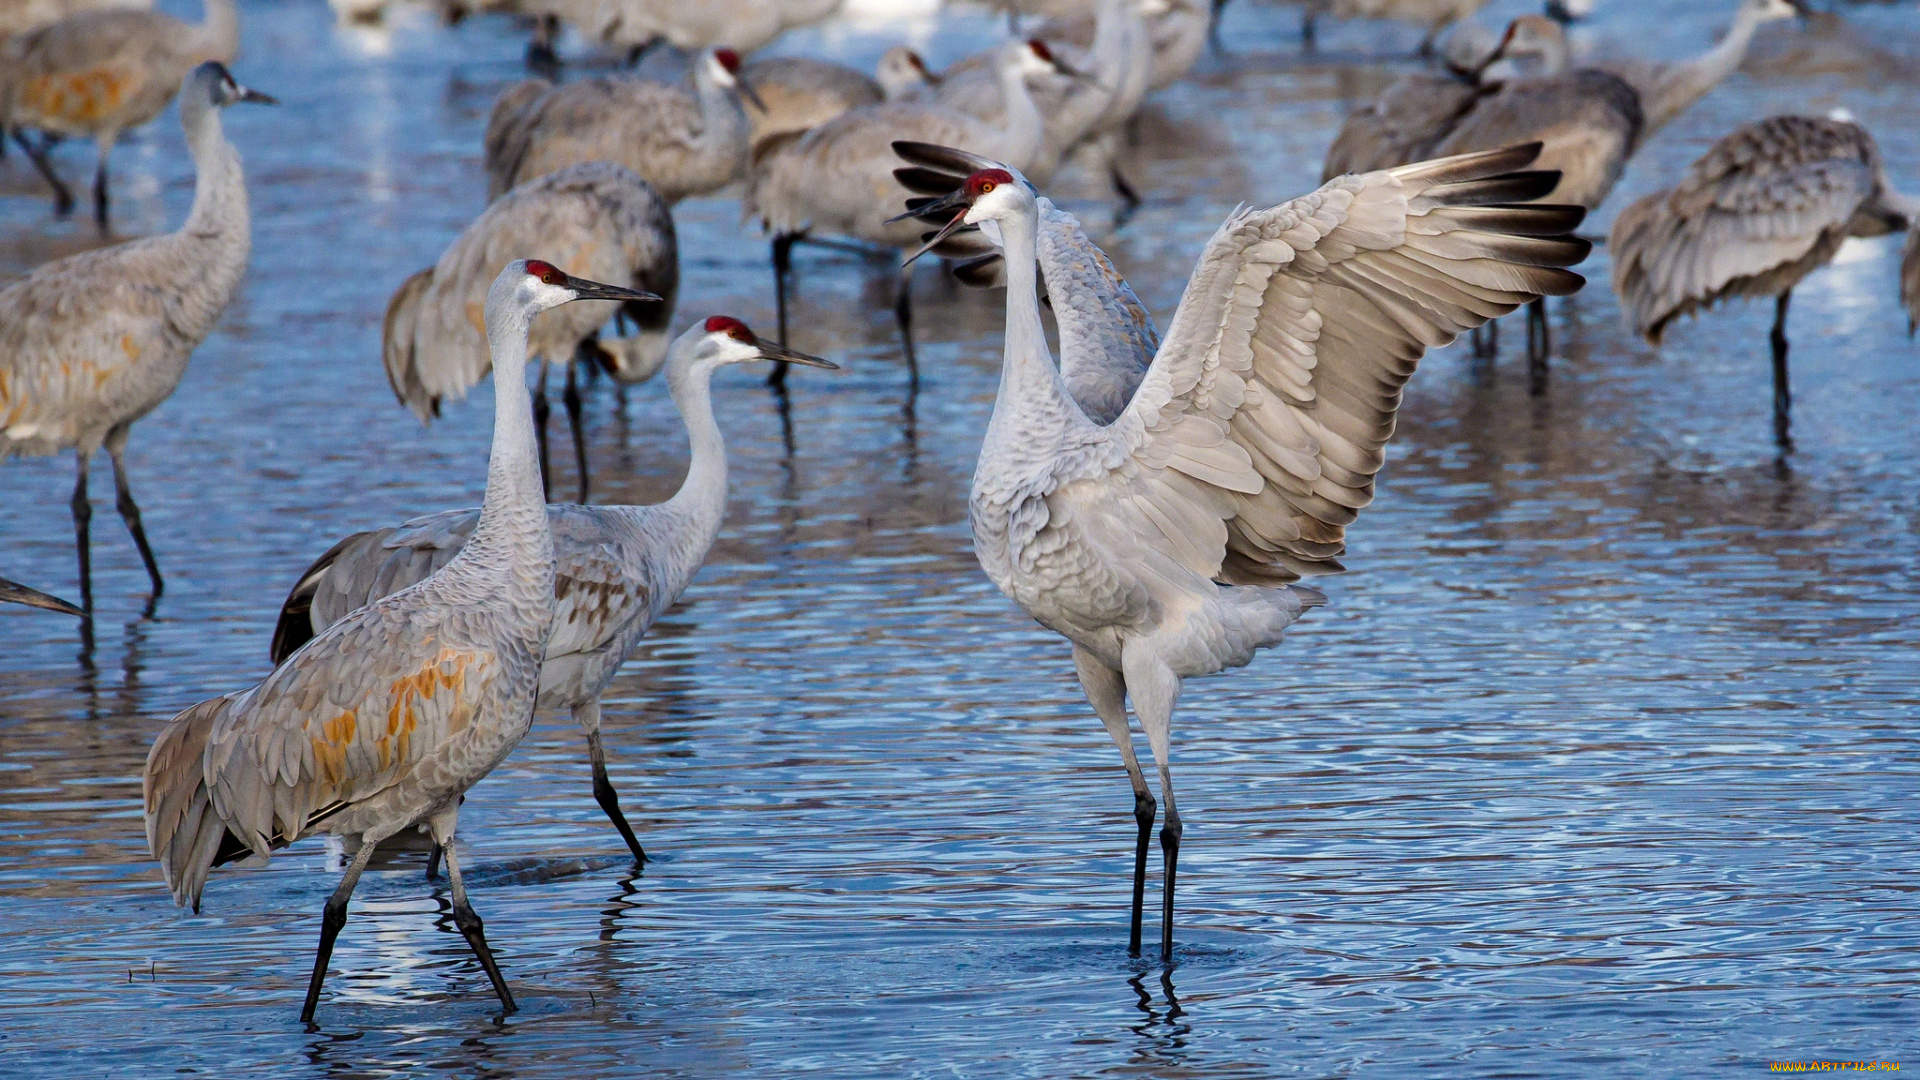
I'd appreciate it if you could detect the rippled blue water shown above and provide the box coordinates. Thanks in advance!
[2,0,1918,1076]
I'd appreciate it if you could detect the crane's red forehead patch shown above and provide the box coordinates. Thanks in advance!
[965,169,1015,198]
[705,315,753,341]
[1026,38,1054,62]
[525,259,564,284]
[714,48,741,73]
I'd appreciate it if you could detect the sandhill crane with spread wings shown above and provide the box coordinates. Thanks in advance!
[1610,114,1920,447]
[143,261,657,1022]
[1,0,238,227]
[0,63,267,615]
[894,141,1589,960]
[270,318,835,870]
[384,160,677,504]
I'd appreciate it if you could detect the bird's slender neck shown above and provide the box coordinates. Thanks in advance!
[651,357,731,586]
[994,56,1047,172]
[692,61,745,142]
[197,0,240,63]
[180,101,246,240]
[1645,7,1768,134]
[984,200,1091,458]
[468,305,555,573]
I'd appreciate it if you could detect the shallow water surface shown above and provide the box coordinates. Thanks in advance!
[2,1,1919,1076]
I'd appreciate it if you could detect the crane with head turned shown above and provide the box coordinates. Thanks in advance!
[893,141,1590,961]
[267,317,835,871]
[143,261,658,1022]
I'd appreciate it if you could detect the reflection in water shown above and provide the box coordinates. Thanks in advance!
[0,0,1918,1076]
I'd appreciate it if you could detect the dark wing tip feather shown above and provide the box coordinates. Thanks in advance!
[894,166,964,196]
[892,141,999,175]
[952,253,1006,288]
[1424,170,1563,207]
[1391,142,1544,184]
[269,532,370,666]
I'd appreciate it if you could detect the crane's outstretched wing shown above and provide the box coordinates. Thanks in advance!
[892,142,1158,424]
[1610,116,1882,343]
[1079,145,1588,584]
[271,506,649,672]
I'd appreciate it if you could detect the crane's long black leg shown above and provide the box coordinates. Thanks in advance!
[1111,162,1142,228]
[1526,298,1550,395]
[526,14,559,73]
[769,233,795,389]
[92,141,111,232]
[1075,647,1155,956]
[564,359,589,504]
[302,838,378,1023]
[440,841,517,1013]
[1300,8,1317,53]
[532,357,552,500]
[1121,654,1184,963]
[1771,290,1793,450]
[70,452,93,615]
[579,701,646,864]
[1471,316,1499,359]
[426,843,442,881]
[105,425,162,603]
[895,266,919,396]
[17,132,74,216]
[1160,791,1182,964]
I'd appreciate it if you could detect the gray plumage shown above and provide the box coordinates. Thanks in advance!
[935,143,1590,961]
[0,0,149,39]
[385,161,677,415]
[747,40,1061,248]
[580,0,842,54]
[0,62,261,610]
[0,0,237,225]
[739,55,882,152]
[1611,114,1917,343]
[385,161,675,503]
[1034,0,1209,92]
[143,261,655,1021]
[485,48,756,205]
[270,319,834,867]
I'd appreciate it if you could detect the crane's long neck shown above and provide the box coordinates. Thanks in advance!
[653,359,731,589]
[994,57,1047,173]
[196,0,240,64]
[468,308,556,584]
[180,101,247,242]
[1644,7,1766,135]
[983,201,1091,465]
[693,63,747,148]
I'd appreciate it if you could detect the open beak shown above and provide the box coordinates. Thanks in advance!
[0,577,85,617]
[889,187,972,266]
[237,85,278,105]
[733,72,768,114]
[755,337,837,368]
[564,273,663,303]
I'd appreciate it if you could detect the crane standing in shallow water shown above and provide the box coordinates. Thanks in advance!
[1609,114,1920,449]
[0,62,268,615]
[267,317,835,870]
[143,261,658,1022]
[899,142,1589,960]
[1,0,238,228]
[382,160,678,504]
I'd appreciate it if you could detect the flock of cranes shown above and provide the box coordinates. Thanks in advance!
[2,0,1918,1021]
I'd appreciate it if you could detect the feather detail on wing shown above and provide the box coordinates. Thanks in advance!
[205,600,504,866]
[1609,116,1884,343]
[1085,144,1589,584]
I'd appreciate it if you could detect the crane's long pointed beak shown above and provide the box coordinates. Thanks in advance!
[564,274,663,303]
[902,209,971,267]
[888,186,966,226]
[0,578,86,617]
[734,73,769,114]
[754,337,837,368]
[238,85,278,105]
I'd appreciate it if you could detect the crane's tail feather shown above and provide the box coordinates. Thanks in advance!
[144,694,242,912]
